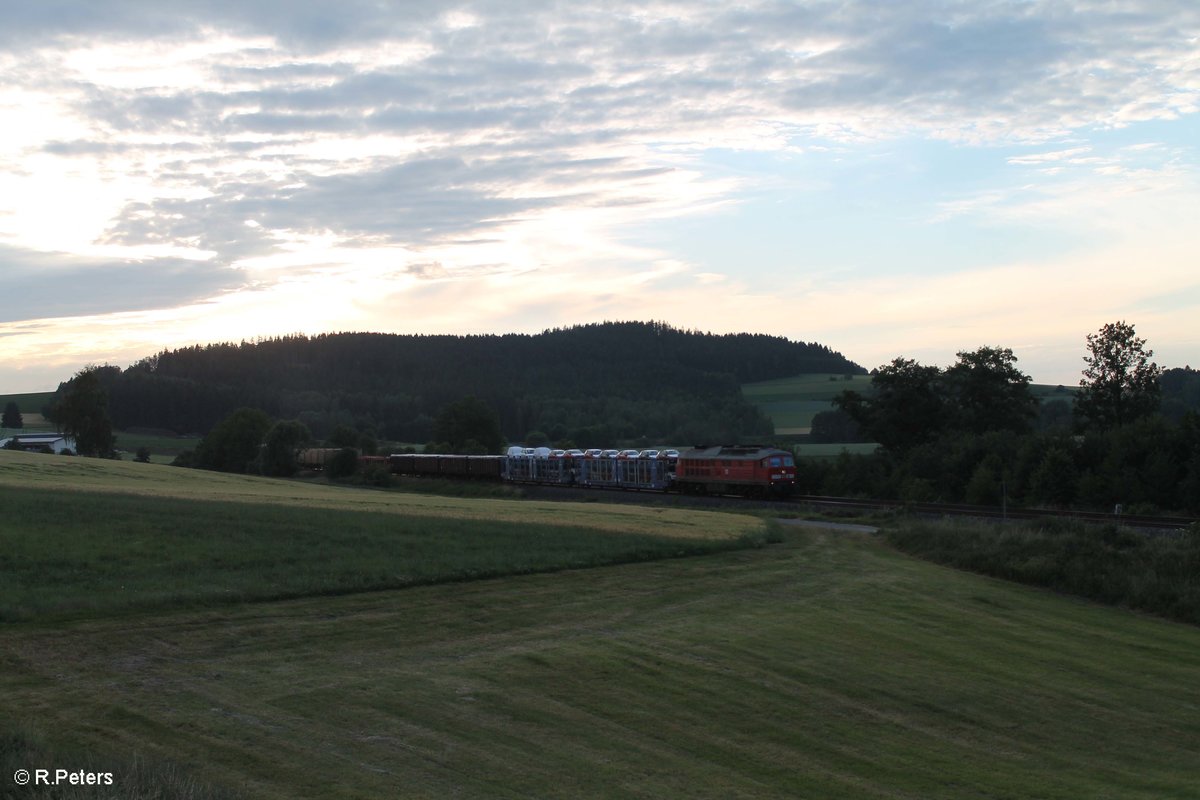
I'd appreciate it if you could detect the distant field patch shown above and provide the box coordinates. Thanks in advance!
[742,373,871,434]
[1031,383,1078,403]
[742,373,871,401]
[0,391,54,413]
[112,430,201,462]
[794,442,880,459]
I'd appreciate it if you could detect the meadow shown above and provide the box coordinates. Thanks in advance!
[0,485,768,622]
[1,391,54,414]
[741,373,871,434]
[3,450,1199,798]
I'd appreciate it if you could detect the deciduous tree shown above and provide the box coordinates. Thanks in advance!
[2,401,22,429]
[1076,321,1162,430]
[49,367,116,457]
[260,419,312,476]
[193,407,272,473]
[945,346,1038,434]
[836,357,946,453]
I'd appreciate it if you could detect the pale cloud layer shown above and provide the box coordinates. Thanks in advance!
[1,1,1198,390]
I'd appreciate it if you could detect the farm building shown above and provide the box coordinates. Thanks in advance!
[0,433,77,454]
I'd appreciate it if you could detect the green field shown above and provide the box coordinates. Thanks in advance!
[0,484,769,622]
[0,391,55,433]
[792,442,880,458]
[0,390,54,413]
[741,374,872,434]
[107,430,203,463]
[3,452,1200,798]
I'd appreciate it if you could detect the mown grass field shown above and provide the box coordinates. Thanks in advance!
[0,484,768,623]
[3,451,1200,798]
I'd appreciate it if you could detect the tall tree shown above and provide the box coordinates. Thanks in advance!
[49,367,116,456]
[1076,321,1162,431]
[193,407,272,473]
[836,357,947,453]
[945,346,1038,434]
[2,401,22,429]
[260,419,312,476]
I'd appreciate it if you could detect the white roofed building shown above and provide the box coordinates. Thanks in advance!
[0,433,77,454]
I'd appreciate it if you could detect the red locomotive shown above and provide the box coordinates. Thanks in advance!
[674,445,796,497]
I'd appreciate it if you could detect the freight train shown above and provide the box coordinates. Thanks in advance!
[386,445,797,497]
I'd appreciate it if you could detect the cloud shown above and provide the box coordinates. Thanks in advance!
[0,245,242,323]
[0,1,1197,389]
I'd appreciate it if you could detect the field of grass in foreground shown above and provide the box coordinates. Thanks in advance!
[0,484,769,622]
[4,523,1200,799]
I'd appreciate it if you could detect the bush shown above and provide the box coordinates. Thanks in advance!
[361,463,393,487]
[887,519,1200,625]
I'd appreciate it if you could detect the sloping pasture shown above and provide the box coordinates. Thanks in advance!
[0,450,766,625]
[3,499,1198,796]
[741,374,872,434]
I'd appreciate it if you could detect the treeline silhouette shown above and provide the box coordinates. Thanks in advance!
[76,322,864,445]
[806,361,1200,515]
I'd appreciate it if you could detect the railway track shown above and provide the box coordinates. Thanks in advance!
[395,469,1197,531]
[498,482,1198,530]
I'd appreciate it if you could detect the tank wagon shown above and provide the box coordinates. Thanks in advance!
[388,445,795,497]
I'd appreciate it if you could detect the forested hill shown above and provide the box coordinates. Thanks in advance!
[79,322,864,444]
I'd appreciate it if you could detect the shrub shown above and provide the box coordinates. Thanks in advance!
[887,519,1200,625]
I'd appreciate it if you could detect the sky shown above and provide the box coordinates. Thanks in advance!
[1,0,1198,393]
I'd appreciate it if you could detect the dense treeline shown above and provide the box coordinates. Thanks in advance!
[807,326,1200,514]
[55,322,863,445]
[805,418,1200,513]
